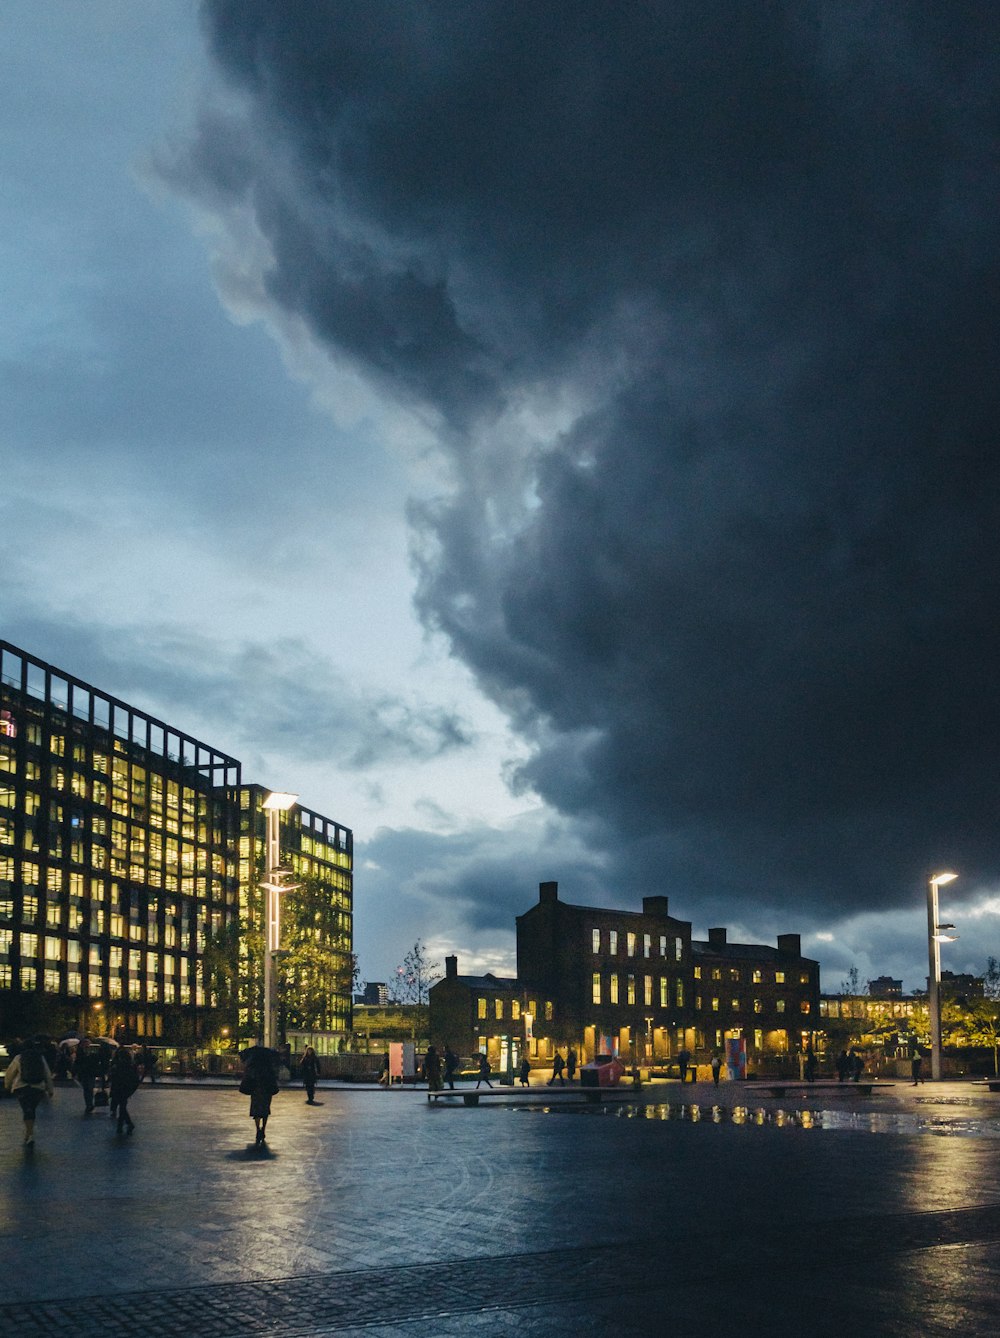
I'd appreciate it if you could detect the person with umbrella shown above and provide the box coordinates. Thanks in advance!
[240,1046,280,1145]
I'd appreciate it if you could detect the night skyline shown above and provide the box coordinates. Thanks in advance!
[2,2,998,994]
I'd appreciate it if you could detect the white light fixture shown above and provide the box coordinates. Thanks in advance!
[262,790,299,1049]
[926,870,958,1081]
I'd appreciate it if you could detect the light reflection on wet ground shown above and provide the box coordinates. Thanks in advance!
[522,1099,1000,1136]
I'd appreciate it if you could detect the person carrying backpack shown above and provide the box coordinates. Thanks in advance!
[4,1038,54,1147]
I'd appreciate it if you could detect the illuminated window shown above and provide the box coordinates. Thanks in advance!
[643,934,651,959]
[711,997,720,1012]
[545,1000,553,1021]
[800,973,810,985]
[592,973,601,1005]
[752,969,762,984]
[729,968,740,982]
[754,1029,763,1050]
[644,975,652,1006]
[477,996,487,1020]
[512,1000,520,1020]
[731,998,740,1011]
[775,970,785,984]
[659,935,667,956]
[675,979,684,1008]
[776,999,786,1014]
[675,937,683,962]
[494,998,503,1020]
[695,995,702,1010]
[753,998,763,1013]
[694,966,702,980]
[610,973,619,1004]
[627,974,636,1005]
[592,928,601,954]
[660,977,668,1007]
[800,1000,811,1014]
[609,931,618,955]
[711,968,721,981]
[627,932,636,957]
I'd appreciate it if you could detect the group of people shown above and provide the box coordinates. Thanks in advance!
[4,1035,149,1145]
[547,1046,578,1085]
[835,1048,866,1082]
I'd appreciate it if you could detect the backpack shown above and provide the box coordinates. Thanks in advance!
[19,1047,46,1085]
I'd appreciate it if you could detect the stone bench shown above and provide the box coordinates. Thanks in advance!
[743,1081,894,1098]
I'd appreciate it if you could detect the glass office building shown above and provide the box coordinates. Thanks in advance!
[0,641,353,1044]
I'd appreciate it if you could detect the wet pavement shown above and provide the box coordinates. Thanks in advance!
[2,1077,1000,1335]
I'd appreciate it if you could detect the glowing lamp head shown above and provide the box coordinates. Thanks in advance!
[262,791,298,811]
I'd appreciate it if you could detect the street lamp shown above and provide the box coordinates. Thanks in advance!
[261,791,300,1050]
[927,871,958,1081]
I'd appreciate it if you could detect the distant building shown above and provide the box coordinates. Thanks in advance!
[868,976,903,998]
[362,980,388,1006]
[429,880,820,1069]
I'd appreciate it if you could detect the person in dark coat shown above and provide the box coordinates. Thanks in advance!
[422,1045,443,1091]
[443,1046,459,1090]
[108,1047,138,1135]
[73,1037,102,1114]
[677,1048,691,1083]
[242,1047,280,1144]
[804,1046,817,1082]
[475,1054,493,1089]
[711,1053,722,1086]
[299,1046,320,1103]
[137,1044,157,1084]
[548,1051,565,1086]
[518,1056,531,1087]
[566,1047,577,1082]
[911,1048,925,1085]
[836,1050,850,1082]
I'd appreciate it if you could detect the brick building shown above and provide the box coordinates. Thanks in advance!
[429,881,821,1070]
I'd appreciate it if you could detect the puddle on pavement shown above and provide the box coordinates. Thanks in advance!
[515,1101,1000,1137]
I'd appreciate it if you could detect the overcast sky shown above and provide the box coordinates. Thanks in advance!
[2,1,998,994]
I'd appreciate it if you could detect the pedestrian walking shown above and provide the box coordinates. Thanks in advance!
[518,1056,531,1087]
[108,1046,139,1135]
[379,1051,391,1086]
[835,1050,850,1082]
[677,1047,691,1084]
[848,1048,864,1083]
[443,1046,459,1090]
[299,1046,321,1103]
[804,1046,817,1082]
[566,1047,577,1082]
[711,1053,722,1086]
[240,1046,280,1145]
[911,1048,924,1085]
[548,1050,565,1086]
[73,1037,102,1114]
[422,1045,443,1091]
[475,1054,493,1089]
[4,1039,54,1147]
[137,1044,157,1084]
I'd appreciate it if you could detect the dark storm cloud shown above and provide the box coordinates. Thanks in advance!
[178,2,1000,921]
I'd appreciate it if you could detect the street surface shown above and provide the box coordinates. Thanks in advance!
[2,1077,999,1335]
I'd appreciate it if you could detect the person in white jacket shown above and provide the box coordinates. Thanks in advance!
[4,1039,54,1146]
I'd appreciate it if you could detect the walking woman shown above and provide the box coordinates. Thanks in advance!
[108,1046,138,1135]
[241,1046,279,1144]
[4,1038,54,1147]
[299,1046,320,1104]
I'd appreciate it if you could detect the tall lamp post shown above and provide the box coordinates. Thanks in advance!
[261,791,299,1050]
[927,871,958,1081]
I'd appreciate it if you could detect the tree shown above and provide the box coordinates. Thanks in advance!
[840,965,860,996]
[391,940,441,1038]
